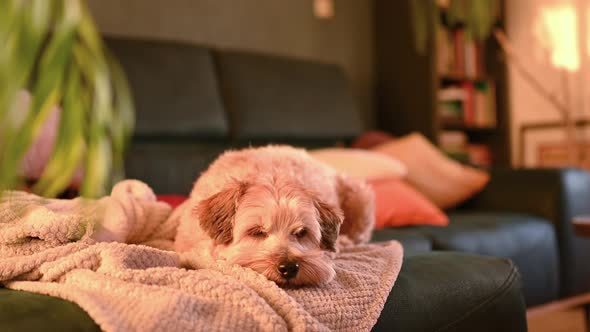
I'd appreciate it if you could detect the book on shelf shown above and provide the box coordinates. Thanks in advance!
[439,130,467,151]
[436,25,485,78]
[453,28,465,77]
[438,80,496,128]
[436,24,453,75]
[439,131,493,167]
[466,144,493,167]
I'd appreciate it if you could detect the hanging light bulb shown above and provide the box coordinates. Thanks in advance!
[534,3,580,72]
[314,0,334,19]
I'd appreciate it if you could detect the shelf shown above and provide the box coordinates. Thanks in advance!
[440,74,490,84]
[441,124,497,132]
[374,0,510,166]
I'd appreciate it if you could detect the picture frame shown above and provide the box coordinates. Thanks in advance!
[519,120,590,169]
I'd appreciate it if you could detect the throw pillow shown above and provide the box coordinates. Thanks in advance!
[309,148,407,180]
[368,177,448,228]
[351,130,395,149]
[157,195,187,209]
[372,132,489,209]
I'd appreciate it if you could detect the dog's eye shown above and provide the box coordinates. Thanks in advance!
[247,228,267,239]
[294,228,308,239]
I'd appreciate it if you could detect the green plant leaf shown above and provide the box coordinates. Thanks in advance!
[73,43,113,198]
[447,0,468,27]
[32,64,85,197]
[81,128,112,198]
[0,0,55,192]
[0,0,51,127]
[469,0,496,41]
[1,0,135,197]
[1,0,81,193]
[0,0,17,46]
[410,0,437,55]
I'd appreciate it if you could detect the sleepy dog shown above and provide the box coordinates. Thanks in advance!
[174,145,374,286]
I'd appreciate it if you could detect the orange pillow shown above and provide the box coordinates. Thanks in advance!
[368,177,448,229]
[372,133,489,209]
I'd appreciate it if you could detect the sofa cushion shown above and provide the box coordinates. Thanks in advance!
[124,142,228,195]
[368,177,449,229]
[461,167,590,299]
[424,212,559,306]
[0,287,100,332]
[372,133,490,209]
[215,49,363,144]
[373,252,527,332]
[371,228,432,255]
[309,148,407,180]
[1,254,527,332]
[106,37,228,139]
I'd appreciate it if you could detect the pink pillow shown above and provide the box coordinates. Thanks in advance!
[372,133,489,209]
[368,177,448,229]
[309,148,407,180]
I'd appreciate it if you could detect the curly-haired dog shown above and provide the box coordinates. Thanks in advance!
[175,145,374,286]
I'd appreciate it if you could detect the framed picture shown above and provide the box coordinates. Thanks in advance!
[520,120,590,169]
[537,142,590,170]
[537,143,570,167]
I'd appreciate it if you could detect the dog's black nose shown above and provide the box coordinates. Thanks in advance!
[277,260,299,279]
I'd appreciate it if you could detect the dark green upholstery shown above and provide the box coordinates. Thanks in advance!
[107,37,228,139]
[429,212,559,306]
[0,287,100,332]
[1,252,527,332]
[124,141,229,195]
[214,49,363,142]
[371,227,432,255]
[462,167,590,299]
[372,252,527,332]
[0,36,532,332]
[373,212,559,307]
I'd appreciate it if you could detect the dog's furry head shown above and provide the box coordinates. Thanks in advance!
[193,177,343,286]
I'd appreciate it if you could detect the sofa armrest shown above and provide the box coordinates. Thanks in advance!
[461,167,590,298]
[373,252,527,332]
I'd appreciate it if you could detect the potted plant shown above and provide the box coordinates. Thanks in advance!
[0,0,134,198]
[410,0,501,54]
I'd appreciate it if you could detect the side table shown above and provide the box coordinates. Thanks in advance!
[574,215,590,237]
[526,215,590,332]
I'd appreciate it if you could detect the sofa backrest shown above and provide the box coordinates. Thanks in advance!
[106,36,364,194]
[107,37,230,194]
[215,49,362,147]
[107,37,228,139]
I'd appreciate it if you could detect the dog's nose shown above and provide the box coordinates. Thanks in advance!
[277,260,299,279]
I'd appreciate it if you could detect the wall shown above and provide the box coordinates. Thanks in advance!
[87,0,374,125]
[506,0,590,167]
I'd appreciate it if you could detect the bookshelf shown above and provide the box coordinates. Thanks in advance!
[374,0,511,167]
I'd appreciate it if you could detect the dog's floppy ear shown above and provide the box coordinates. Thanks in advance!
[313,197,343,252]
[193,180,250,245]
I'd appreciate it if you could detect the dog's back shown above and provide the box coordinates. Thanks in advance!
[190,145,340,206]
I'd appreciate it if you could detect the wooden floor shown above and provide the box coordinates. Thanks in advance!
[527,293,590,332]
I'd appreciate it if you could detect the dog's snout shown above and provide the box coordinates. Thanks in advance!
[277,260,299,279]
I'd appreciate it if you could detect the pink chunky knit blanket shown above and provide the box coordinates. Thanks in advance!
[0,180,402,332]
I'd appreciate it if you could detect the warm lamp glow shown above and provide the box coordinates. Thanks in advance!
[534,4,580,71]
[587,6,590,58]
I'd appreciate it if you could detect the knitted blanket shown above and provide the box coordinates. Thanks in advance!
[0,180,403,332]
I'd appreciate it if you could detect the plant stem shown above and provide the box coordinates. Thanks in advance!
[493,28,569,116]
